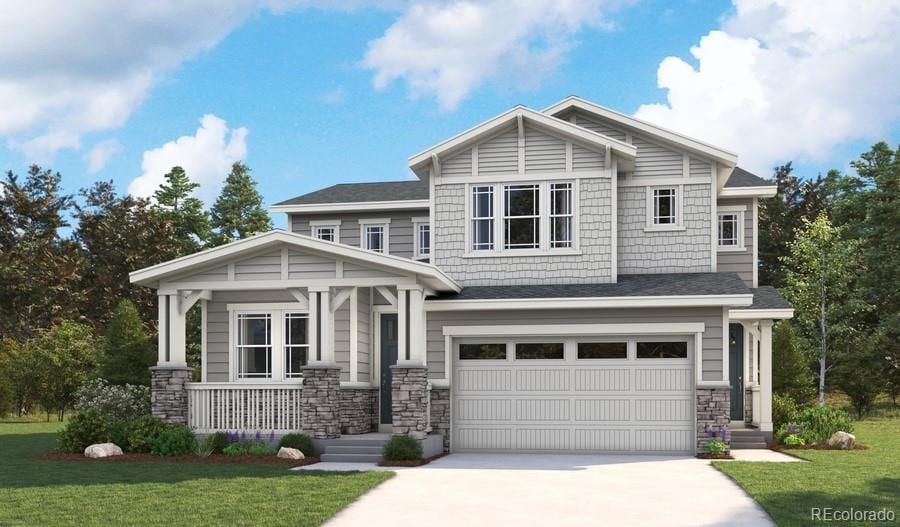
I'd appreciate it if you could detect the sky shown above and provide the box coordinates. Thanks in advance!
[1,0,898,229]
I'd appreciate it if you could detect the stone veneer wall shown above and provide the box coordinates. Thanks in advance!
[696,387,731,451]
[432,178,614,285]
[744,388,753,425]
[391,366,429,439]
[618,183,712,274]
[150,366,193,424]
[300,365,341,439]
[339,387,377,435]
[429,387,451,452]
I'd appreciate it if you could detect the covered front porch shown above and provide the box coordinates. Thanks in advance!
[130,230,459,443]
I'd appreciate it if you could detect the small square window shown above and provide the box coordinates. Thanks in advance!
[313,225,338,242]
[636,341,688,359]
[577,342,627,359]
[515,343,564,360]
[459,343,506,360]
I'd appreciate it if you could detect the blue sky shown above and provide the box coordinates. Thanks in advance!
[2,1,897,229]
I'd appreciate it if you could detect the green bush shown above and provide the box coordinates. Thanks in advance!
[382,435,423,461]
[783,434,805,446]
[57,409,112,453]
[151,425,197,456]
[109,419,129,448]
[773,393,801,430]
[74,378,150,421]
[795,405,853,444]
[277,433,315,456]
[222,442,247,456]
[248,441,275,456]
[196,436,216,458]
[125,415,168,453]
[207,431,230,454]
[705,439,728,454]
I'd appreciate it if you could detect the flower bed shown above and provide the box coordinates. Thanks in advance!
[36,451,320,466]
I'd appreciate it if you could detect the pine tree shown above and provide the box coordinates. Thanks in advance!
[100,299,155,386]
[209,162,272,246]
[153,166,210,253]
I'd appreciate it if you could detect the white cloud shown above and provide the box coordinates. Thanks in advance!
[634,0,900,174]
[129,114,248,204]
[362,0,627,110]
[84,139,123,174]
[322,86,348,105]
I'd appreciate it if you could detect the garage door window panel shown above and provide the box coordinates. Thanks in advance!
[515,342,564,360]
[636,341,688,359]
[459,343,507,360]
[577,342,627,360]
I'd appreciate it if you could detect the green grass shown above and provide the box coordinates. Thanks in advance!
[715,418,900,526]
[0,421,393,527]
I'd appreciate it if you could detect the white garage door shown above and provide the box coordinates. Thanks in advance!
[452,336,695,453]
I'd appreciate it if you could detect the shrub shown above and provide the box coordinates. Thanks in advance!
[278,433,315,456]
[795,404,853,444]
[705,439,728,454]
[151,425,197,456]
[783,434,805,446]
[74,378,150,421]
[207,432,230,454]
[773,393,801,430]
[125,415,168,453]
[196,437,216,458]
[248,441,276,456]
[222,442,247,456]
[109,419,129,448]
[382,435,423,461]
[57,409,111,453]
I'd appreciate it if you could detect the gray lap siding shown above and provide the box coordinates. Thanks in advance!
[289,209,428,259]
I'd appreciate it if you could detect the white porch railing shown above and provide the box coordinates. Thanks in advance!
[186,383,303,433]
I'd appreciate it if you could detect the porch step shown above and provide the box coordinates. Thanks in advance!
[730,429,769,450]
[324,446,384,455]
[321,453,383,463]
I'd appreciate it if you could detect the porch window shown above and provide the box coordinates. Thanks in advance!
[236,313,272,379]
[503,184,540,250]
[471,186,494,251]
[284,313,309,379]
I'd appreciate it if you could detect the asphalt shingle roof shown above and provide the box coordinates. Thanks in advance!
[434,273,751,301]
[724,167,772,188]
[274,180,428,206]
[748,286,792,310]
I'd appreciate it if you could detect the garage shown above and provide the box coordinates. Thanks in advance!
[451,333,695,453]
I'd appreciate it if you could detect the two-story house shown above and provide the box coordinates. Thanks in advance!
[131,96,792,457]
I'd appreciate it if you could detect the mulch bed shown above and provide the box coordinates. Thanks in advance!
[696,452,734,460]
[36,451,320,466]
[378,452,447,467]
[771,443,867,451]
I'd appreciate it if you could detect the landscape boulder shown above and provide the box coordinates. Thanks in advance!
[827,431,856,449]
[277,447,305,460]
[84,443,124,458]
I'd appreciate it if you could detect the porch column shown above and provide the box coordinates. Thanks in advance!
[150,292,192,425]
[301,286,341,439]
[392,285,429,439]
[758,320,774,436]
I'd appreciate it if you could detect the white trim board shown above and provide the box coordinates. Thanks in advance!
[426,294,754,311]
[442,322,705,337]
[729,308,794,320]
[719,186,777,198]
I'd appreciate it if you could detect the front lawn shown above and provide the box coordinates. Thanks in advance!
[0,421,393,526]
[715,418,900,527]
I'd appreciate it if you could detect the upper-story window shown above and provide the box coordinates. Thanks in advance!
[646,186,684,231]
[359,218,390,253]
[312,225,339,242]
[469,181,575,254]
[413,219,431,259]
[717,206,746,251]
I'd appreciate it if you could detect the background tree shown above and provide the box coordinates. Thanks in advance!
[153,166,210,253]
[782,214,871,406]
[0,166,83,340]
[209,162,272,246]
[100,299,155,386]
[771,321,816,404]
[758,163,827,287]
[0,338,39,417]
[30,321,97,421]
[832,338,887,418]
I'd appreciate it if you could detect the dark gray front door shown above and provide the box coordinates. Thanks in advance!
[729,323,744,420]
[380,314,398,425]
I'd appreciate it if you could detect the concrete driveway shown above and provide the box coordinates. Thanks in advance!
[325,453,773,527]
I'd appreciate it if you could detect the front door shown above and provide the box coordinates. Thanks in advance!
[379,314,398,425]
[729,323,744,420]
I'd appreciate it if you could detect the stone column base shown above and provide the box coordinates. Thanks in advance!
[696,387,731,451]
[391,366,428,439]
[339,387,378,435]
[150,365,193,425]
[301,365,341,439]
[429,387,450,452]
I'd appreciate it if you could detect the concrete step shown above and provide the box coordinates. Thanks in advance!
[324,445,384,455]
[730,442,768,450]
[316,438,389,448]
[321,453,383,463]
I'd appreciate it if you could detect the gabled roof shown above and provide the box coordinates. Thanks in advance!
[720,167,778,198]
[130,230,460,292]
[408,105,637,177]
[272,181,428,207]
[543,96,739,167]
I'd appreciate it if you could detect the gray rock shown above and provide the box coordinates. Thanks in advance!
[827,431,856,449]
[277,447,305,460]
[84,443,124,458]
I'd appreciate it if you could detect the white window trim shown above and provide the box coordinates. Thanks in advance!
[645,185,685,232]
[310,221,341,243]
[717,206,746,252]
[412,218,431,261]
[359,222,390,253]
[464,180,579,257]
[227,304,308,383]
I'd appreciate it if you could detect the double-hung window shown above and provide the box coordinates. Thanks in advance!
[359,219,390,253]
[471,186,495,251]
[283,313,309,379]
[233,308,308,381]
[717,207,745,250]
[236,313,273,379]
[503,184,541,250]
[550,182,573,248]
